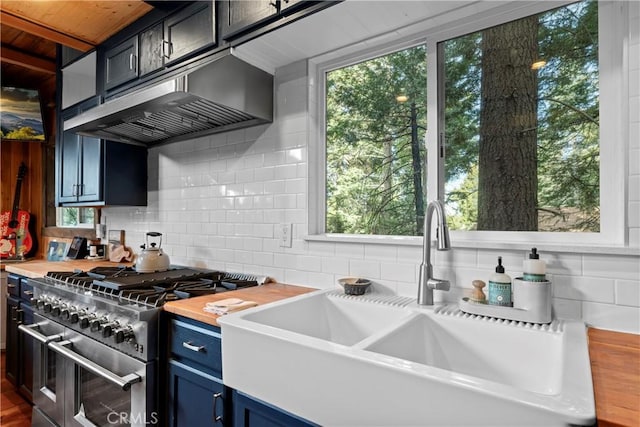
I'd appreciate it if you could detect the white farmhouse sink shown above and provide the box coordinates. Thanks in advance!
[219,289,595,426]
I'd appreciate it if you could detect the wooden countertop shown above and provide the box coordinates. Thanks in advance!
[163,283,317,327]
[588,328,640,427]
[2,259,131,278]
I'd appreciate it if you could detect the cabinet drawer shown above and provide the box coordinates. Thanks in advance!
[170,318,222,377]
[7,274,21,297]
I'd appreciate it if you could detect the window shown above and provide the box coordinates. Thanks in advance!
[56,207,95,228]
[325,45,427,236]
[313,0,625,246]
[441,0,599,233]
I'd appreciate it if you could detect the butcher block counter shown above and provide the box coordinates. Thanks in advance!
[588,328,640,427]
[163,283,317,327]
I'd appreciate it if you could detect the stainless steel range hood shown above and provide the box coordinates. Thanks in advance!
[64,50,273,146]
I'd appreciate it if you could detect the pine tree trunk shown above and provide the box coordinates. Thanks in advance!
[477,16,539,231]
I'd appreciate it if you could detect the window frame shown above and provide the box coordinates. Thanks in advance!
[308,0,628,248]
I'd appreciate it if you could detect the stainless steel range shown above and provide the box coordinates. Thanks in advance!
[19,266,261,427]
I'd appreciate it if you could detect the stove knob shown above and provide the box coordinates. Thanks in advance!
[61,308,77,321]
[114,327,134,344]
[36,299,45,310]
[70,312,79,324]
[78,316,90,329]
[102,323,118,338]
[91,318,107,332]
[43,303,53,313]
[51,305,61,317]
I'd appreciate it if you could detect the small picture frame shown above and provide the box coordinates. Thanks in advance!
[47,241,67,261]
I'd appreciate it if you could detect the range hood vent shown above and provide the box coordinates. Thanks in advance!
[64,50,273,146]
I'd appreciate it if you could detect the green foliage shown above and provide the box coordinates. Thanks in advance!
[3,126,44,140]
[326,45,427,235]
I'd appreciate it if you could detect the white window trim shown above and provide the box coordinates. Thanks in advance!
[307,0,630,250]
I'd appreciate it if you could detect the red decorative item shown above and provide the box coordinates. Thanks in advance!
[0,162,33,258]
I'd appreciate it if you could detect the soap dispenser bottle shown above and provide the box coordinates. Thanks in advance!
[523,247,546,282]
[488,257,512,306]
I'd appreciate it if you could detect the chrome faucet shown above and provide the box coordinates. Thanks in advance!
[417,200,451,305]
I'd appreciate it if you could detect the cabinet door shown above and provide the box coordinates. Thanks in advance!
[77,137,102,203]
[5,296,20,386]
[18,304,34,403]
[233,390,318,427]
[139,22,164,76]
[104,35,139,90]
[168,360,225,427]
[61,51,96,109]
[222,0,280,39]
[58,132,81,203]
[164,2,215,64]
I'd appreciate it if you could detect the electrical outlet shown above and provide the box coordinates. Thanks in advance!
[278,223,293,248]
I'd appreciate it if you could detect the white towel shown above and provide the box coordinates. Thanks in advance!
[203,298,258,315]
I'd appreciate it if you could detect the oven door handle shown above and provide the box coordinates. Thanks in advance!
[49,340,142,391]
[18,323,63,344]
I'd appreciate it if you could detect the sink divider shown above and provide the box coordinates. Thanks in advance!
[351,311,422,350]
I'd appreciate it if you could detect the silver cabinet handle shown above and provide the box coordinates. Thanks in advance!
[24,290,34,297]
[162,40,172,58]
[182,341,205,353]
[19,323,62,344]
[49,340,141,391]
[212,392,223,423]
[129,53,137,72]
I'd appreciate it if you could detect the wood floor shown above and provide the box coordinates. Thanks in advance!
[0,351,32,427]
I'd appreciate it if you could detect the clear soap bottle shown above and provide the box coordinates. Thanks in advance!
[523,247,546,282]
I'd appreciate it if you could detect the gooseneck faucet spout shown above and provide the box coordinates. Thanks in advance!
[417,200,452,305]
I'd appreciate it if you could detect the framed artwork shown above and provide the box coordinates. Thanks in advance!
[1,86,46,141]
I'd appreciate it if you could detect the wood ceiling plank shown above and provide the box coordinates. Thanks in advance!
[0,1,153,46]
[0,10,94,51]
[0,45,56,74]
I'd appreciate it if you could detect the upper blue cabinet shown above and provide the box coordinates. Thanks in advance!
[102,1,216,92]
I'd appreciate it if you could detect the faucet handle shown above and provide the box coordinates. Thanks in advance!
[427,278,450,292]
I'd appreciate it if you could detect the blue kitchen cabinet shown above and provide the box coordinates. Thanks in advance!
[168,360,226,427]
[233,390,318,427]
[5,273,34,402]
[168,316,229,426]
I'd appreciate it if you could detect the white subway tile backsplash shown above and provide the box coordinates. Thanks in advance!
[349,259,381,279]
[582,254,640,280]
[321,256,349,275]
[552,276,615,304]
[582,302,640,334]
[552,298,582,320]
[615,279,640,307]
[380,262,416,283]
[296,255,323,272]
[364,244,398,260]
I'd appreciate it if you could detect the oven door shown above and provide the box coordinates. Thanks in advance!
[19,313,65,426]
[48,330,156,427]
